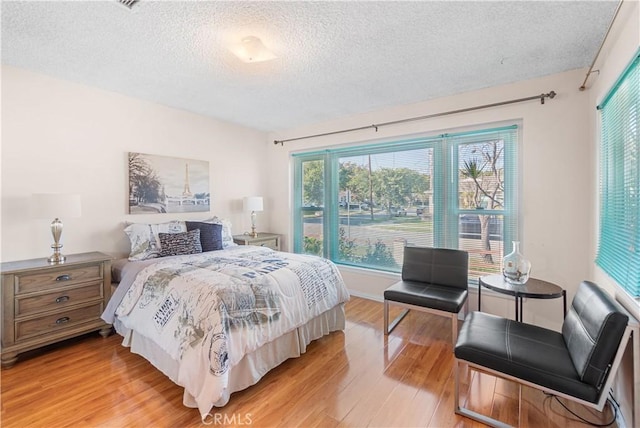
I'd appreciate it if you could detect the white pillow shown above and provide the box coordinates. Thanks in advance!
[204,217,237,248]
[124,220,187,261]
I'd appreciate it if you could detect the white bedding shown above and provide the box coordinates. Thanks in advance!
[102,246,349,420]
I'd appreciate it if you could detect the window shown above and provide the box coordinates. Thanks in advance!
[292,125,520,281]
[596,51,640,299]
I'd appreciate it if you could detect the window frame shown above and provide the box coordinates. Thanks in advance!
[292,124,521,277]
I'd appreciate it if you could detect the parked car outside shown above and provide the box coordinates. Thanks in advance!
[390,206,407,216]
[459,215,503,240]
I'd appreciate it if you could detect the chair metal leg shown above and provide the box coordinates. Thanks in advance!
[452,299,468,345]
[452,313,458,345]
[384,300,409,335]
[454,359,514,428]
[384,300,389,334]
[454,358,461,410]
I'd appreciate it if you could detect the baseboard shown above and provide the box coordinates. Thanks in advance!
[347,289,383,302]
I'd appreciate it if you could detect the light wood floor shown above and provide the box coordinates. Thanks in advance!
[1,297,616,427]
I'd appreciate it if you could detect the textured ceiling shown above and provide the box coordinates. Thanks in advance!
[1,1,618,132]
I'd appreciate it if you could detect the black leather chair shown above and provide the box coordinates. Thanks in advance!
[454,280,632,428]
[384,246,469,344]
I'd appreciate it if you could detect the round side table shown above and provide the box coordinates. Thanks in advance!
[478,274,567,322]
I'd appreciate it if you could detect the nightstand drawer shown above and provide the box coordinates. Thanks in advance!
[14,264,103,294]
[256,239,279,250]
[232,233,281,251]
[16,281,103,317]
[15,302,104,341]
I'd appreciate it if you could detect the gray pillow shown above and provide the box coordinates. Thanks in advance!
[186,221,224,252]
[158,229,202,257]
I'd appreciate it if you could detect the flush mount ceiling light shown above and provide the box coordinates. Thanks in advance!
[230,36,277,63]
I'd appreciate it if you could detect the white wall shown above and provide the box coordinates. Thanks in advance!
[1,66,269,262]
[587,2,640,427]
[267,68,592,331]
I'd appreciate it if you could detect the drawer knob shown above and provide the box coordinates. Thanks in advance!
[55,317,70,325]
[55,295,70,304]
[56,274,72,282]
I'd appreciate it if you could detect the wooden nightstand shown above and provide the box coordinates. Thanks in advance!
[0,252,112,368]
[233,233,281,251]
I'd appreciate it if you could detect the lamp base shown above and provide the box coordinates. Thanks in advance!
[48,253,66,264]
[250,210,258,238]
[48,244,66,264]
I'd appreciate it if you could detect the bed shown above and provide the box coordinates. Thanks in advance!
[101,220,350,421]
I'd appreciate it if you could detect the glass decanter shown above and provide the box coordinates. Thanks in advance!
[502,241,531,284]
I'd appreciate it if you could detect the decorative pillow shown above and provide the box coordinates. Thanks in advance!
[186,221,223,252]
[158,229,202,257]
[124,220,186,261]
[204,217,237,248]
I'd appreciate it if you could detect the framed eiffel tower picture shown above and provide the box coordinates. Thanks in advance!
[128,152,210,214]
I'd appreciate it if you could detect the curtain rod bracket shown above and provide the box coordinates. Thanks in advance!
[578,0,624,91]
[580,71,600,91]
[373,125,378,132]
[274,140,283,146]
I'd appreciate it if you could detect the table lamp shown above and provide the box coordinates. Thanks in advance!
[31,193,82,263]
[243,196,263,238]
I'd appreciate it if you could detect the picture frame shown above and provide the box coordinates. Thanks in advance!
[128,152,210,214]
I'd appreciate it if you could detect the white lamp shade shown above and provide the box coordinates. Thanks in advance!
[31,193,82,219]
[243,196,264,212]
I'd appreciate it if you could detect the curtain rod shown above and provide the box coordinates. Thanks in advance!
[274,91,556,145]
[579,0,624,91]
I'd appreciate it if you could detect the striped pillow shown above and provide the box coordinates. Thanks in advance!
[158,229,202,257]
